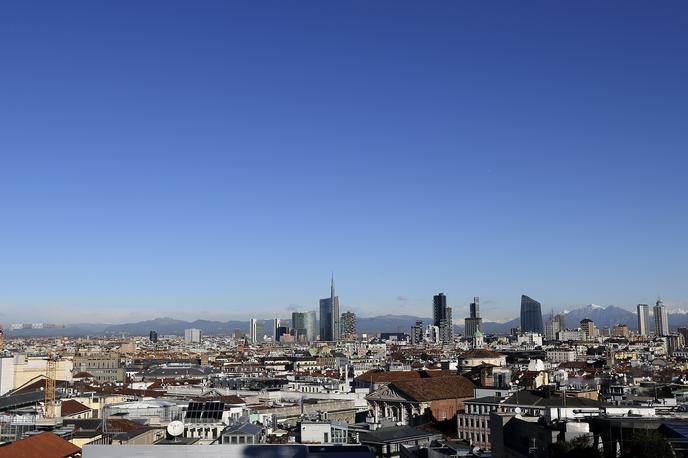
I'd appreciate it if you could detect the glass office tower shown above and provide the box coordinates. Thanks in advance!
[520,295,544,334]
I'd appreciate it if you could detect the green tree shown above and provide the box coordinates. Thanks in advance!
[622,429,673,458]
[551,436,602,458]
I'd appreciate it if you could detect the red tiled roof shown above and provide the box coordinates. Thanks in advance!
[355,369,458,383]
[12,378,70,395]
[0,432,81,458]
[391,375,475,402]
[60,399,91,417]
[192,394,246,405]
[222,394,246,404]
[146,380,164,389]
[73,371,94,378]
[107,419,149,432]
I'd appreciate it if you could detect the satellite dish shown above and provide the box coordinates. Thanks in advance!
[167,421,184,437]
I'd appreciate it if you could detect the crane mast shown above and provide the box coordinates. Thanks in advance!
[44,350,57,418]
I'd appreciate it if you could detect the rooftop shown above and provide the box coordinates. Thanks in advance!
[391,375,475,401]
[359,425,441,444]
[0,432,81,458]
[60,399,91,417]
[354,369,457,383]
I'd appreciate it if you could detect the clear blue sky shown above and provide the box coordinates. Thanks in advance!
[1,1,687,324]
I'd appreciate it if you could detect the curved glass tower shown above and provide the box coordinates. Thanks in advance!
[520,295,544,334]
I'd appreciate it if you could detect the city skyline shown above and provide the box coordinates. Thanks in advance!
[2,1,688,455]
[2,1,687,324]
[1,288,687,324]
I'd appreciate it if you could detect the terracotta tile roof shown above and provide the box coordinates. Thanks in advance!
[391,375,475,401]
[0,432,81,458]
[73,371,94,378]
[219,395,246,405]
[424,370,459,378]
[12,378,70,395]
[355,369,458,383]
[191,394,246,405]
[107,419,149,432]
[60,399,91,417]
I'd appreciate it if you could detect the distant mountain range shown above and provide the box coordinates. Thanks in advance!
[6,304,688,337]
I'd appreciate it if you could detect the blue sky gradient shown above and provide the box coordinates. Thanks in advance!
[1,1,687,323]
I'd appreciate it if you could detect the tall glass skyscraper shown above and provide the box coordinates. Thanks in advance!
[520,295,544,334]
[464,296,483,337]
[654,299,669,336]
[292,311,317,342]
[433,293,448,325]
[249,319,265,343]
[637,303,650,336]
[319,275,340,341]
[432,293,453,344]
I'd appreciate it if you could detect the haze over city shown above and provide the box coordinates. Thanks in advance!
[2,1,687,324]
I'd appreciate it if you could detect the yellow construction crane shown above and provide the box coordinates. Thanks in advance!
[44,349,57,418]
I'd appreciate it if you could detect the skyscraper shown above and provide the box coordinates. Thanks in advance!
[544,318,559,341]
[432,293,453,344]
[275,325,289,342]
[341,311,356,338]
[654,298,669,336]
[520,295,544,334]
[292,311,317,342]
[637,304,650,336]
[273,318,281,340]
[184,328,202,344]
[464,296,483,338]
[555,313,566,331]
[149,330,158,343]
[249,318,265,343]
[319,274,340,341]
[545,312,566,340]
[580,318,596,339]
[433,293,448,326]
[411,320,423,344]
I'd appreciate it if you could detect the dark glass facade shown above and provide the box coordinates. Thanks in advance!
[520,295,544,333]
[433,293,448,326]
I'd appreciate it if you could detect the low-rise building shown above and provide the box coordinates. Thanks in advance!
[459,349,507,368]
[366,375,475,425]
[73,352,124,383]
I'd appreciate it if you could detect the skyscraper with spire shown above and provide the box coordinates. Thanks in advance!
[319,274,340,341]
